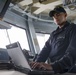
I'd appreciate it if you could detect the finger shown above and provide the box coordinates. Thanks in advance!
[29,62,36,67]
[31,62,39,69]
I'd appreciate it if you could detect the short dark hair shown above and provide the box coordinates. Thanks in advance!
[49,6,66,17]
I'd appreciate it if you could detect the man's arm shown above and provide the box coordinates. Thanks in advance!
[35,36,51,62]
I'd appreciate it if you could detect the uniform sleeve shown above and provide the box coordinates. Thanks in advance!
[51,27,76,73]
[35,36,52,62]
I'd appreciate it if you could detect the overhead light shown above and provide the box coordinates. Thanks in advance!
[68,5,76,10]
[62,0,76,6]
[62,0,76,11]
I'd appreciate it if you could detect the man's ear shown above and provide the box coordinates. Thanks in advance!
[65,13,67,17]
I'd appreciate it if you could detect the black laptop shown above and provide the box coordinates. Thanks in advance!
[6,42,54,75]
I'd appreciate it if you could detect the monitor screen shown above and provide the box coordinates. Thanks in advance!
[0,0,11,19]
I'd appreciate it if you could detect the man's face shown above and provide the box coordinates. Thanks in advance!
[53,12,67,26]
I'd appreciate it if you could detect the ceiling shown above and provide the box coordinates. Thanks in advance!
[11,0,62,14]
[11,0,76,22]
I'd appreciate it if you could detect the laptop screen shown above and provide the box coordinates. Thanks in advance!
[6,42,31,70]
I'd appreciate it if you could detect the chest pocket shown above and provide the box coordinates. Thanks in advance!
[55,34,65,46]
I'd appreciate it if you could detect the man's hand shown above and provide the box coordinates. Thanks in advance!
[30,62,53,71]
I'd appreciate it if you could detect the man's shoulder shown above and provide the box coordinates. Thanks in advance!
[51,22,76,34]
[68,23,76,34]
[70,23,76,26]
[70,23,76,29]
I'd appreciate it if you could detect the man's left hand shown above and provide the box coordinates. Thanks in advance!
[39,62,53,71]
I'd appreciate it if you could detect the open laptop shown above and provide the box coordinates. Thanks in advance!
[6,42,32,70]
[6,42,54,75]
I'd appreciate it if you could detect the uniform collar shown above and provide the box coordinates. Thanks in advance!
[57,21,70,30]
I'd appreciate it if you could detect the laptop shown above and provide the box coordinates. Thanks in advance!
[6,42,54,75]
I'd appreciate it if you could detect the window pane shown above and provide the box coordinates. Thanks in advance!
[36,33,50,50]
[7,26,29,50]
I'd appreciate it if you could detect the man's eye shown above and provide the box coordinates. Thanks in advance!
[56,13,60,16]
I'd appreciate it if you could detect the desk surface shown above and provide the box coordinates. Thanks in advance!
[60,73,76,75]
[0,70,76,75]
[0,70,27,75]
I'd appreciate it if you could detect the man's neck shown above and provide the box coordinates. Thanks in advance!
[59,21,66,28]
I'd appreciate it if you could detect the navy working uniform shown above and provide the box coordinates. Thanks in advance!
[35,21,76,73]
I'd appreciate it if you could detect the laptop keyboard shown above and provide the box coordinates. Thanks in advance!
[14,65,55,75]
[29,70,54,75]
[14,65,30,74]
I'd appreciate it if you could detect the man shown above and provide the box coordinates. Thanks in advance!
[30,6,76,73]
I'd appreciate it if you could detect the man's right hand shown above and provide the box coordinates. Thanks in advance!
[30,62,40,70]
